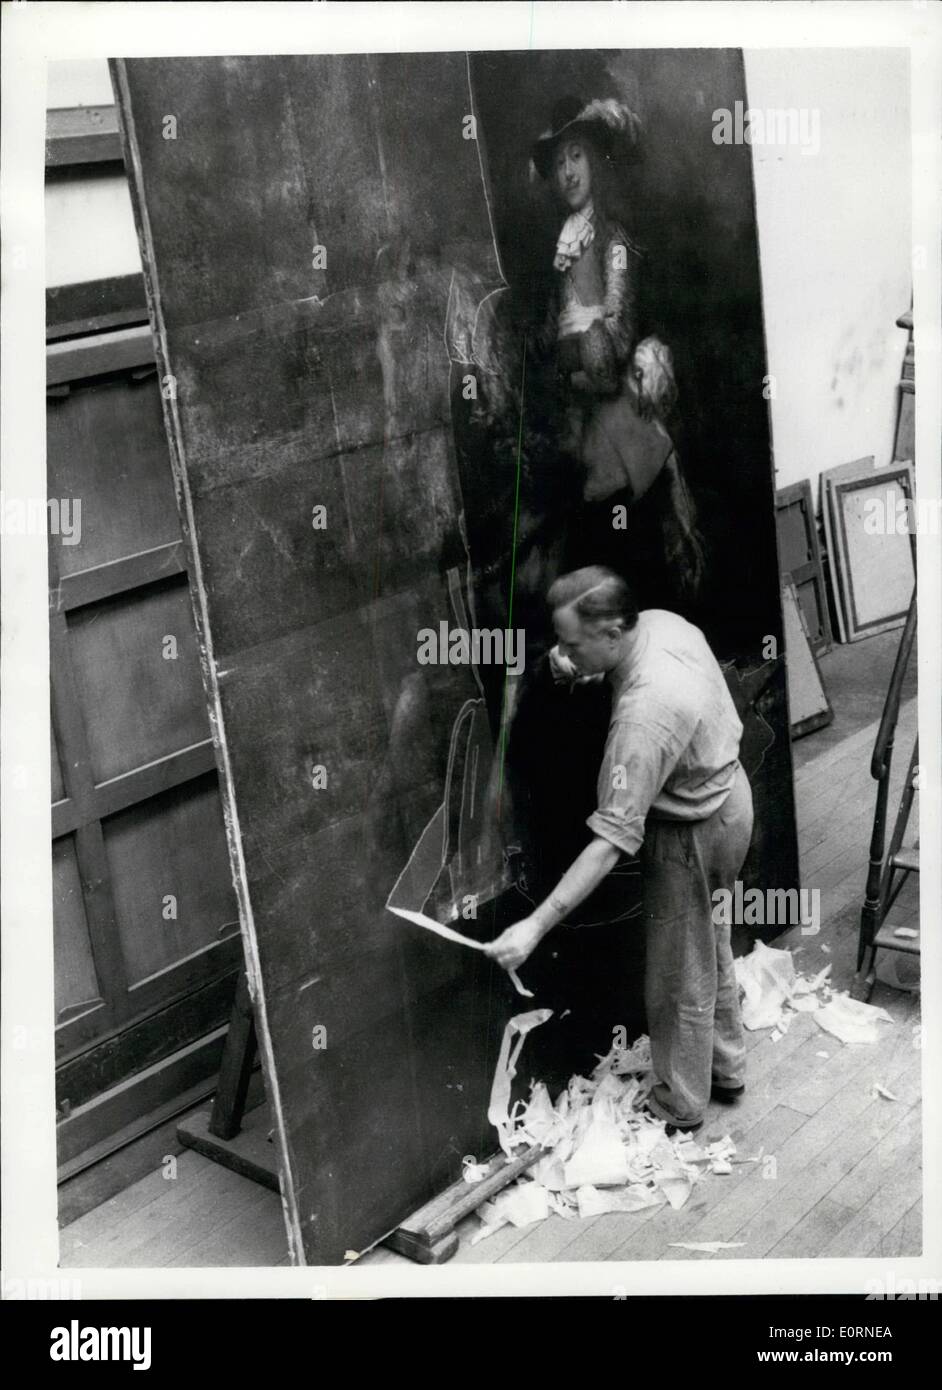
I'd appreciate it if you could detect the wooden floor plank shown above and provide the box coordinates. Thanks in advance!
[802,809,876,881]
[793,700,915,790]
[797,713,915,877]
[118,1164,279,1267]
[818,1137,924,1259]
[174,1187,288,1267]
[62,1156,264,1268]
[597,1104,807,1263]
[492,1211,604,1264]
[798,749,910,853]
[875,1198,923,1260]
[793,710,889,784]
[450,1212,544,1264]
[664,1031,920,1260]
[801,780,884,858]
[59,1151,219,1265]
[826,1099,922,1212]
[781,1012,918,1119]
[811,826,880,892]
[712,1090,921,1260]
[527,1208,665,1264]
[766,1195,859,1259]
[722,1024,867,1133]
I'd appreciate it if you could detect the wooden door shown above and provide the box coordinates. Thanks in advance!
[48,309,242,1170]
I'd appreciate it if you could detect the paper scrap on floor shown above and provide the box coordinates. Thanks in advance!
[472,1031,740,1245]
[669,1241,745,1253]
[735,941,839,1030]
[815,993,893,1045]
[462,1156,490,1183]
[734,941,894,1045]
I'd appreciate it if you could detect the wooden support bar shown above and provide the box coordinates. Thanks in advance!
[52,742,217,839]
[47,324,155,386]
[58,1026,229,1168]
[54,541,187,613]
[46,106,123,168]
[209,972,257,1141]
[176,1104,280,1194]
[46,274,148,339]
[94,741,217,821]
[382,1144,544,1264]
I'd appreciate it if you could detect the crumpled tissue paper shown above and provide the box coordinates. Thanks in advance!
[815,993,893,1045]
[472,1032,729,1242]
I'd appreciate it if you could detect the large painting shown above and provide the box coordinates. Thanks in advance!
[114,48,796,1265]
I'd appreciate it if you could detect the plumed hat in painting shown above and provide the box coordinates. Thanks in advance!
[531,95,642,181]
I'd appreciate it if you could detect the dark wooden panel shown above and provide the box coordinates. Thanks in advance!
[117,55,492,334]
[101,773,240,990]
[57,1071,264,1221]
[47,326,155,386]
[53,743,217,840]
[284,972,500,1253]
[46,276,246,1172]
[48,339,240,1113]
[66,579,210,784]
[92,741,216,824]
[57,1069,224,1186]
[50,611,127,1049]
[51,724,65,802]
[56,541,186,613]
[46,273,148,339]
[57,1027,229,1167]
[117,50,510,1266]
[46,372,180,578]
[55,971,238,1106]
[215,583,478,863]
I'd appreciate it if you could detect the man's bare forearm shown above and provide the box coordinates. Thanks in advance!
[530,837,622,937]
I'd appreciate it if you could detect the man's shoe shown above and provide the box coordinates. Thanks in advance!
[711,1083,745,1104]
[634,1099,704,1136]
[665,1118,703,1138]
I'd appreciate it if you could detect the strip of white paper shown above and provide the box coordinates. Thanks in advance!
[388,906,534,998]
[487,1007,555,1155]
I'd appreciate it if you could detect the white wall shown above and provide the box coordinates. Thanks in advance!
[46,173,142,287]
[745,49,912,493]
[45,59,142,288]
[48,58,115,109]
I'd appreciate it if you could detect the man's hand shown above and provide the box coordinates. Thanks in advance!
[483,916,547,972]
[483,838,620,976]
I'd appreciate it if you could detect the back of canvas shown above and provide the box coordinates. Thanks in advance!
[115,50,796,1264]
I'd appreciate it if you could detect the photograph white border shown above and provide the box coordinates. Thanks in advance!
[2,0,940,1300]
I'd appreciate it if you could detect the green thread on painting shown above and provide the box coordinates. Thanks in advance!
[496,337,528,807]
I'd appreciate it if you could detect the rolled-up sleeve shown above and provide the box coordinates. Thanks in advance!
[587,717,685,857]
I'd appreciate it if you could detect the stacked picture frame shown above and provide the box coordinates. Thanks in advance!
[820,457,916,644]
[781,580,833,739]
[775,479,833,655]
